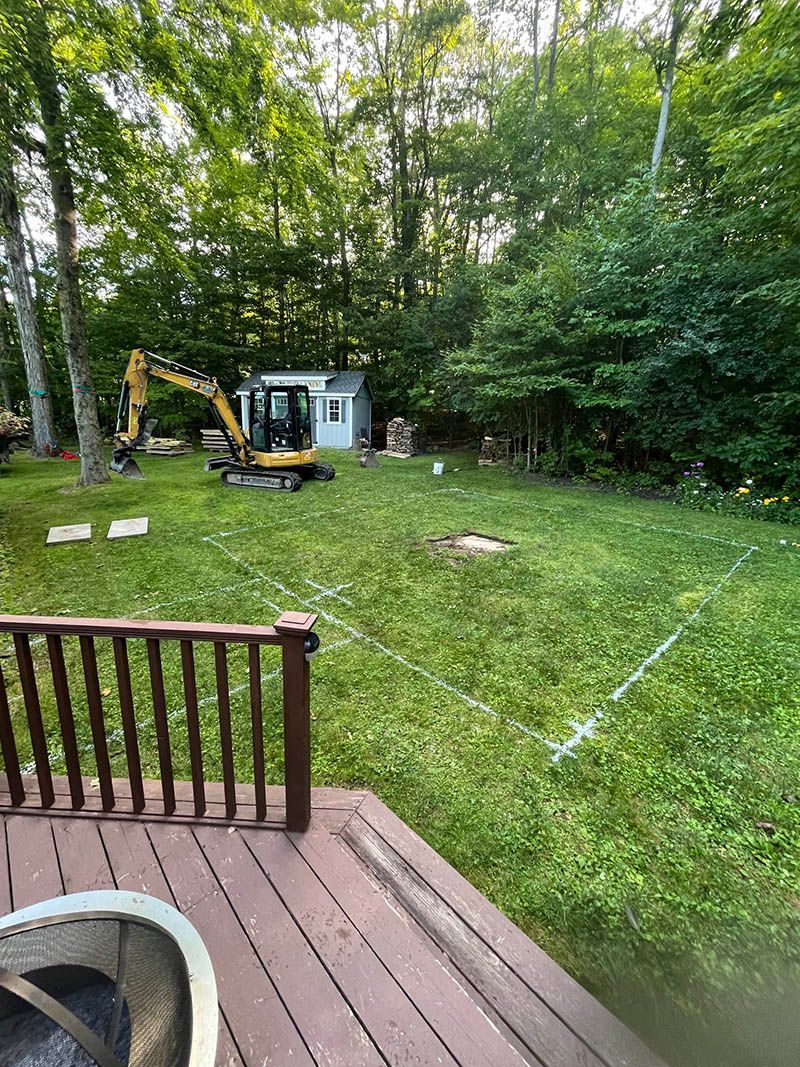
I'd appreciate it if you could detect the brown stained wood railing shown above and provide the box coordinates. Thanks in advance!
[111,637,144,814]
[46,634,85,810]
[79,635,115,812]
[14,633,54,809]
[180,639,205,818]
[0,611,317,832]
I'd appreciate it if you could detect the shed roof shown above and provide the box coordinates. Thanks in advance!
[325,371,370,396]
[236,370,371,398]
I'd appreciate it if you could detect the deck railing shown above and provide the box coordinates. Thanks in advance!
[0,611,317,831]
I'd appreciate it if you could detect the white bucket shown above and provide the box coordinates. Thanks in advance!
[432,461,444,475]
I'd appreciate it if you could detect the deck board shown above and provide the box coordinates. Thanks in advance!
[147,820,314,1067]
[352,793,664,1067]
[293,825,535,1067]
[96,818,173,900]
[6,813,62,909]
[343,812,605,1067]
[0,786,665,1067]
[0,820,11,914]
[52,818,113,893]
[196,823,384,1067]
[243,827,461,1067]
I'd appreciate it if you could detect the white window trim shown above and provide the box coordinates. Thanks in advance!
[325,397,343,424]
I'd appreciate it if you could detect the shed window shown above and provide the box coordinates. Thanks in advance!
[325,397,342,424]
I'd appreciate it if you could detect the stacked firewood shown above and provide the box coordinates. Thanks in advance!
[385,417,421,455]
[478,436,500,465]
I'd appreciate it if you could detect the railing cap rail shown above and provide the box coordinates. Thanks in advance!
[0,613,316,646]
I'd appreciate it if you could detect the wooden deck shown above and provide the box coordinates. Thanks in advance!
[0,777,665,1067]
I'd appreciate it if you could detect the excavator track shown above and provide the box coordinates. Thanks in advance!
[220,468,303,492]
[297,463,336,481]
[311,463,336,481]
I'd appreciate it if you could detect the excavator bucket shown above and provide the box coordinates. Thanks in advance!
[110,447,144,479]
[110,418,158,479]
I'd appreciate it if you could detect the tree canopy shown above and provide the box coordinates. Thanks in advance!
[0,0,797,488]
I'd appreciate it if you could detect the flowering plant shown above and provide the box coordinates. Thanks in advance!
[676,465,800,525]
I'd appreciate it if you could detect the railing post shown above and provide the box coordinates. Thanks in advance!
[275,611,318,833]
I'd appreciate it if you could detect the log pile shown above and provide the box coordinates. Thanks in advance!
[384,417,422,456]
[478,436,501,466]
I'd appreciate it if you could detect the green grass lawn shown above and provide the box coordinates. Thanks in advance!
[2,449,799,1065]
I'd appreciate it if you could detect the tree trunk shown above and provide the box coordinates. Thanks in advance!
[28,9,108,485]
[525,403,532,472]
[397,97,416,307]
[47,162,108,484]
[0,286,13,409]
[0,156,56,455]
[651,3,683,176]
[529,0,541,116]
[532,0,561,176]
[338,219,351,370]
[546,0,561,93]
[273,182,286,350]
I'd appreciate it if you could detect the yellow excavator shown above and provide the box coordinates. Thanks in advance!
[111,348,335,491]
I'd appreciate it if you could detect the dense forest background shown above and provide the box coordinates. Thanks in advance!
[0,0,798,489]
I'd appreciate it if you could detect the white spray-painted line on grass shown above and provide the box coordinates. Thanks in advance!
[443,489,762,758]
[304,580,354,607]
[546,543,759,762]
[203,486,462,542]
[441,486,559,513]
[210,538,559,750]
[211,488,764,761]
[443,487,756,549]
[127,577,267,617]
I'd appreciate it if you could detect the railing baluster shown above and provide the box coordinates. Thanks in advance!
[46,635,84,810]
[112,637,145,814]
[248,644,266,821]
[78,635,115,812]
[213,642,236,819]
[146,638,175,815]
[0,660,25,806]
[180,640,206,817]
[14,633,55,808]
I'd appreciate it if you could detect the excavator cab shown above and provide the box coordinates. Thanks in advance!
[249,387,313,454]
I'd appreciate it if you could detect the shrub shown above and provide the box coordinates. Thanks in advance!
[677,463,800,524]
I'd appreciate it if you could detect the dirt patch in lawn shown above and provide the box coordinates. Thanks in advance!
[427,531,515,562]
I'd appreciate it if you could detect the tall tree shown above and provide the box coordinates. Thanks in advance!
[0,285,13,410]
[649,1,688,175]
[0,142,56,455]
[26,1,108,484]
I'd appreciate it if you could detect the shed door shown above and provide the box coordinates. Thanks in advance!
[309,397,318,445]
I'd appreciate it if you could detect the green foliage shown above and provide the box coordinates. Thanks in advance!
[2,0,795,484]
[677,464,800,525]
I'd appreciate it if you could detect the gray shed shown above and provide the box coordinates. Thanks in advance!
[236,370,373,449]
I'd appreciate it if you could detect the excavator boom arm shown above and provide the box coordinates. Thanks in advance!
[113,349,254,475]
